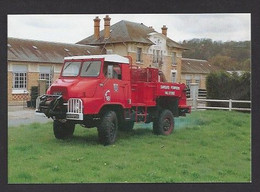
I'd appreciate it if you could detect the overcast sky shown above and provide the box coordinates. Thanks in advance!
[7,14,250,44]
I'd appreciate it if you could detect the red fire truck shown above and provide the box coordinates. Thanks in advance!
[37,54,190,145]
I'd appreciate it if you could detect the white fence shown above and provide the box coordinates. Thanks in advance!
[187,83,251,112]
[187,98,251,111]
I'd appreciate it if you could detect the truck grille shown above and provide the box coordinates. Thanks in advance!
[67,98,83,120]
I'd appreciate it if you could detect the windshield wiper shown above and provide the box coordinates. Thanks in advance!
[84,62,92,73]
[64,62,72,70]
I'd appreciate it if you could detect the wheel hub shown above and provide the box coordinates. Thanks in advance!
[163,118,171,132]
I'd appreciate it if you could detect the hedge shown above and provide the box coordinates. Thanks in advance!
[206,71,250,109]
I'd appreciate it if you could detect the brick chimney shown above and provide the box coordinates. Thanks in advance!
[104,15,111,39]
[161,25,168,36]
[93,16,101,40]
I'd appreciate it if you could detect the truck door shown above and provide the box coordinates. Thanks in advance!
[111,64,131,108]
[102,63,130,108]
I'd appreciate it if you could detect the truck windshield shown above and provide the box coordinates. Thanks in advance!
[80,61,101,77]
[62,61,81,76]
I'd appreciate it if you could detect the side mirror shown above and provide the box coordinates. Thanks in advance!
[107,65,113,78]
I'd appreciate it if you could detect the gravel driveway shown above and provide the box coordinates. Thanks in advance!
[8,106,52,127]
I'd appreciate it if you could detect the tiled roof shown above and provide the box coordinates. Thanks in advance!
[77,20,154,45]
[182,58,219,74]
[77,20,187,49]
[8,37,103,64]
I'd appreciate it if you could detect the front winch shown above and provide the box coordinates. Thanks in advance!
[37,94,66,119]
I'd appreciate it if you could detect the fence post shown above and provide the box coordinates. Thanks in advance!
[229,99,232,111]
[190,83,199,110]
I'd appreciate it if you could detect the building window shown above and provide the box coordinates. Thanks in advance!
[153,49,163,67]
[186,79,192,88]
[136,47,142,62]
[153,50,156,63]
[185,74,192,88]
[171,71,177,83]
[172,52,177,65]
[156,50,161,63]
[12,65,28,92]
[39,66,52,87]
[39,73,51,87]
[13,72,27,89]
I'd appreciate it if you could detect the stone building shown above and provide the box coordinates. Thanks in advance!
[7,37,103,105]
[77,15,188,83]
[181,58,219,89]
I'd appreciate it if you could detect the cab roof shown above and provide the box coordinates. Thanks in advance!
[64,54,129,64]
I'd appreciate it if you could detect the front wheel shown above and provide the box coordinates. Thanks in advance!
[153,109,174,135]
[53,120,75,139]
[97,110,118,145]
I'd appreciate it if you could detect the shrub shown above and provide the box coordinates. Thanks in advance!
[29,86,39,108]
[206,71,250,109]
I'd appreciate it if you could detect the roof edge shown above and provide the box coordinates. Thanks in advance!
[8,37,100,48]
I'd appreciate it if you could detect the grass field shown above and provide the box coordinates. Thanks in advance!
[8,110,251,183]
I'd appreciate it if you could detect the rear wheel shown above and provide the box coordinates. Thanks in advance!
[53,120,75,139]
[153,109,174,135]
[97,110,118,145]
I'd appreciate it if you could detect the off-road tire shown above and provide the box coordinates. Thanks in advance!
[153,109,174,135]
[53,120,75,139]
[97,110,118,145]
[118,120,134,131]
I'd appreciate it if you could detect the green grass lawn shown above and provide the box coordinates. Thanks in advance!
[8,110,251,183]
